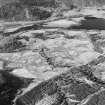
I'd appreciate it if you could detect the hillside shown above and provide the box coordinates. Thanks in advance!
[1,0,105,21]
[1,0,105,105]
[62,0,105,8]
[0,0,58,21]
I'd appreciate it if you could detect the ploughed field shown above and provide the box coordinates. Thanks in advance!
[1,7,105,105]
